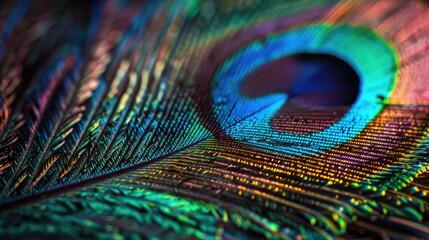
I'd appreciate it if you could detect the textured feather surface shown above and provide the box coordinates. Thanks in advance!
[1,0,429,239]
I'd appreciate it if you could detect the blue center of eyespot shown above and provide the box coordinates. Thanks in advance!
[240,53,360,134]
[211,24,397,156]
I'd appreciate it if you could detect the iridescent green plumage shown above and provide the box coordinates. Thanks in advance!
[1,0,429,239]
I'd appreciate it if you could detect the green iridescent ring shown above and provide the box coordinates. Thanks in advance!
[212,24,398,155]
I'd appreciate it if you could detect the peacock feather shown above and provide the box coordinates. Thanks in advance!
[1,0,429,239]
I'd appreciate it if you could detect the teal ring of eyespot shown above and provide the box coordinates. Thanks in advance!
[211,24,398,155]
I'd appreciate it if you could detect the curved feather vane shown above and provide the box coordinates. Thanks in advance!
[1,0,429,239]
